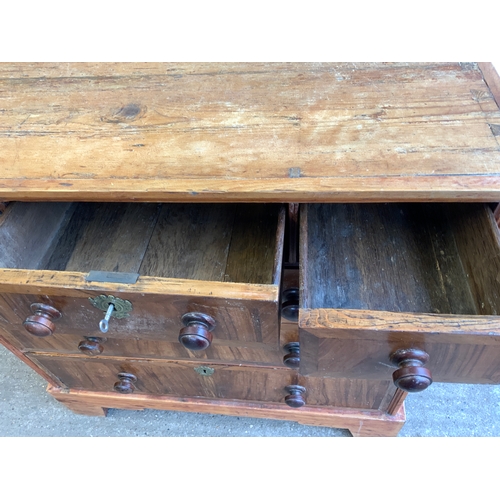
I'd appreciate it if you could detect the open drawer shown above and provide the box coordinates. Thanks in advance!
[299,203,500,387]
[0,202,284,361]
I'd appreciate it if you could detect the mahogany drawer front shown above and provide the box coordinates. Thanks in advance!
[299,203,500,384]
[0,202,285,356]
[27,353,397,410]
[0,325,284,366]
[0,291,280,347]
[28,355,297,404]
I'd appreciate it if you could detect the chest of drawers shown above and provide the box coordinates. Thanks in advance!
[1,62,499,436]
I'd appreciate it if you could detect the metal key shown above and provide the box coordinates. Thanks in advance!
[99,303,115,333]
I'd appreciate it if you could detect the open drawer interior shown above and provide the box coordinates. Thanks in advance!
[0,202,284,286]
[299,203,500,384]
[302,203,500,316]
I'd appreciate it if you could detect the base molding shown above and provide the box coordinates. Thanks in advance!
[47,385,406,437]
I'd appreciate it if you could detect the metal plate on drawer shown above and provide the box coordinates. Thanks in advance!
[85,271,139,284]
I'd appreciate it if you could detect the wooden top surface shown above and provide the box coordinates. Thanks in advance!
[1,62,499,202]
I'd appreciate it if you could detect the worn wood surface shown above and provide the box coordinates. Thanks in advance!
[8,202,282,285]
[0,287,280,346]
[0,63,499,202]
[0,202,74,269]
[301,203,500,314]
[478,63,500,110]
[47,384,406,436]
[299,310,500,383]
[449,204,500,315]
[31,353,396,410]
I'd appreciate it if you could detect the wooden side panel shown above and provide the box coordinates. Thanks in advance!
[448,204,500,315]
[0,202,74,269]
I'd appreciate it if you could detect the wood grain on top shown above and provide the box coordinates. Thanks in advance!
[1,62,499,202]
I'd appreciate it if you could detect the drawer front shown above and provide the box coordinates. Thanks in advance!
[27,354,397,410]
[28,355,296,404]
[0,326,284,366]
[0,289,281,359]
[0,201,285,358]
[299,309,500,384]
[300,203,500,385]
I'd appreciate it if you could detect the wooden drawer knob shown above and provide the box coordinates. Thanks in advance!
[23,303,62,337]
[281,288,299,322]
[284,384,306,408]
[390,348,432,393]
[179,312,216,351]
[113,372,137,394]
[78,337,105,356]
[283,342,300,368]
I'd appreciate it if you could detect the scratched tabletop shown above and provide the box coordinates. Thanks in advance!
[0,62,499,202]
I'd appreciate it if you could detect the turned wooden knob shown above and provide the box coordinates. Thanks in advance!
[78,337,105,356]
[113,372,137,394]
[282,288,299,322]
[283,342,300,368]
[23,303,62,337]
[390,348,432,393]
[284,384,306,408]
[179,312,216,351]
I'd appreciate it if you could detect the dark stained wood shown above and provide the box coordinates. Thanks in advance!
[447,204,500,315]
[390,348,433,393]
[139,204,234,281]
[28,354,298,403]
[23,303,62,337]
[299,314,500,383]
[0,289,280,347]
[78,337,105,356]
[224,204,282,284]
[495,204,500,228]
[0,63,499,202]
[48,202,161,273]
[32,352,398,410]
[386,388,407,416]
[1,327,285,365]
[0,202,74,269]
[302,203,479,315]
[48,384,406,436]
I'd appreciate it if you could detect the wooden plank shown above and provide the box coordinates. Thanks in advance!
[299,308,500,345]
[139,204,234,281]
[47,384,406,436]
[0,269,279,301]
[0,63,499,202]
[47,203,161,273]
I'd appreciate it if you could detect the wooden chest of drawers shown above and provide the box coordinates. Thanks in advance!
[1,62,500,436]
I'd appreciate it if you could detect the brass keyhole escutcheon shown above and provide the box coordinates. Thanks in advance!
[89,295,132,333]
[89,295,133,318]
[194,366,215,377]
